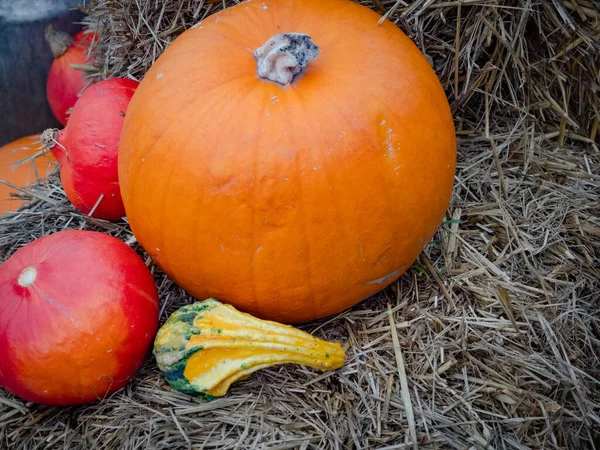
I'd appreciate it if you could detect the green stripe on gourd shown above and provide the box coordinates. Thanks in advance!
[153,302,215,397]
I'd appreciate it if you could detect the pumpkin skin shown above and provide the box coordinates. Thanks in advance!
[46,27,95,126]
[0,230,159,406]
[0,135,56,215]
[46,77,139,221]
[154,298,345,398]
[119,0,456,323]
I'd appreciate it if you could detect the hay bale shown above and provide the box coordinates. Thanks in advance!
[1,0,599,449]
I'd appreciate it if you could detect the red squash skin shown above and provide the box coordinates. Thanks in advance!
[51,78,139,221]
[0,230,159,406]
[47,31,95,126]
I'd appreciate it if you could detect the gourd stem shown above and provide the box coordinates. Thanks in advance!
[41,128,68,164]
[41,129,58,149]
[45,25,74,58]
[254,33,319,86]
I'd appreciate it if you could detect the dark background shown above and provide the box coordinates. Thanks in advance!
[0,0,84,146]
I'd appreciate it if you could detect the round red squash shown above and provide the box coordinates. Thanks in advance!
[0,230,159,406]
[45,77,139,221]
[0,134,56,215]
[118,0,456,323]
[45,26,95,126]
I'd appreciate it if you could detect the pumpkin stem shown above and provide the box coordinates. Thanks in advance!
[45,25,73,58]
[254,33,319,85]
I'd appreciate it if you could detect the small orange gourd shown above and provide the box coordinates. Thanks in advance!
[119,0,456,323]
[0,135,56,215]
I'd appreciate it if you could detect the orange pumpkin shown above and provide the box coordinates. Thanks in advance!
[119,0,456,323]
[0,135,56,215]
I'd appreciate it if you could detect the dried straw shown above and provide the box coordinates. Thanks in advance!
[1,0,599,448]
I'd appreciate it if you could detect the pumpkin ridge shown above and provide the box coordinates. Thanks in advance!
[188,351,341,396]
[290,89,318,320]
[308,73,388,254]
[173,77,266,295]
[155,157,182,276]
[316,74,401,284]
[311,67,454,285]
[315,69,412,122]
[207,362,275,396]
[248,88,275,320]
[126,75,233,184]
[0,293,25,335]
[251,85,318,318]
[126,77,260,264]
[127,84,206,267]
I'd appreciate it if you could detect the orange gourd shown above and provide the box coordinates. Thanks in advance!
[0,135,56,215]
[119,0,456,323]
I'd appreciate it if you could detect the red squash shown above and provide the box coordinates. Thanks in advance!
[43,77,139,221]
[0,230,159,406]
[45,26,96,126]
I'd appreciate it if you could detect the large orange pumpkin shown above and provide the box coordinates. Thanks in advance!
[0,135,56,215]
[119,0,456,323]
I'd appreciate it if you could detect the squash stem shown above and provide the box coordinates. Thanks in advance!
[45,25,73,58]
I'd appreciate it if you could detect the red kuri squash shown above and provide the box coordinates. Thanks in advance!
[0,230,159,406]
[0,134,56,215]
[44,77,139,221]
[45,26,95,126]
[118,0,456,323]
